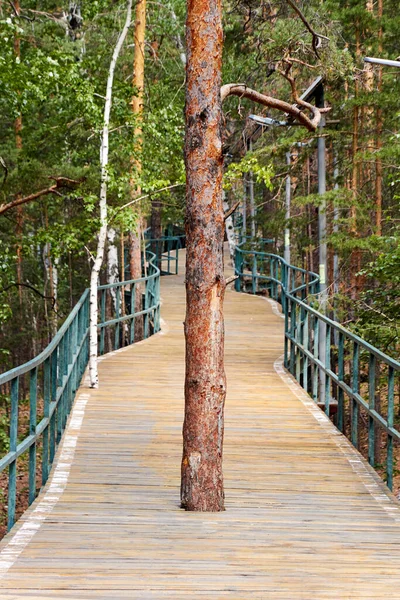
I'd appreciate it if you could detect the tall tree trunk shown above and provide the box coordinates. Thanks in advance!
[89,0,133,388]
[129,0,146,339]
[181,0,226,512]
[375,0,383,235]
[14,0,23,308]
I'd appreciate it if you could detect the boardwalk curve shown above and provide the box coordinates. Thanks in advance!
[0,249,400,598]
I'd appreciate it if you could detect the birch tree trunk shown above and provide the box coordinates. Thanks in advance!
[89,0,133,388]
[181,0,226,512]
[107,227,119,313]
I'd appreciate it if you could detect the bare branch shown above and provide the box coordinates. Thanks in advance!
[224,201,240,221]
[116,183,185,214]
[286,0,329,58]
[1,282,56,308]
[225,275,238,286]
[221,84,330,131]
[0,177,84,216]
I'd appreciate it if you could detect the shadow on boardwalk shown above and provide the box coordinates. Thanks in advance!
[0,249,400,599]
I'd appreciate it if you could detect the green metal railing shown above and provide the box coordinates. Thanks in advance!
[235,241,400,491]
[124,235,185,279]
[0,249,161,531]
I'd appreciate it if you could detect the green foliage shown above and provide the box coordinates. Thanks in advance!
[224,155,273,191]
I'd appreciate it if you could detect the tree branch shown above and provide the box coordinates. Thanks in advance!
[0,177,85,216]
[221,84,329,131]
[286,0,329,58]
[224,201,240,221]
[1,282,56,308]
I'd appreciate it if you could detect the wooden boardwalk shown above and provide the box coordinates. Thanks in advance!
[1,249,400,598]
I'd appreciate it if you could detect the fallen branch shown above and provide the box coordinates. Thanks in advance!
[0,177,85,216]
[221,84,329,131]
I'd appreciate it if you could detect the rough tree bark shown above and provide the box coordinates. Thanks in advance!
[181,0,326,511]
[129,0,146,340]
[181,0,226,512]
[89,0,133,388]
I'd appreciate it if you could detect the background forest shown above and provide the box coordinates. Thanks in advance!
[0,1,399,441]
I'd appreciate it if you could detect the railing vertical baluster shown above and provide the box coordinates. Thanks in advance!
[368,353,376,467]
[42,357,51,486]
[115,286,121,350]
[295,304,301,383]
[50,349,57,464]
[234,251,242,292]
[337,332,344,433]
[29,368,38,504]
[387,366,395,490]
[303,311,309,393]
[144,285,149,339]
[351,342,359,449]
[313,316,319,402]
[100,290,106,356]
[290,300,296,376]
[325,323,331,415]
[130,283,135,344]
[8,376,19,531]
[175,246,179,274]
[252,253,257,295]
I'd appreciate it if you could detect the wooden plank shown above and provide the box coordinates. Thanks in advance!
[0,247,400,598]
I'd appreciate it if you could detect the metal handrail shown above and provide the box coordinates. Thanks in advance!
[235,241,400,491]
[0,249,161,531]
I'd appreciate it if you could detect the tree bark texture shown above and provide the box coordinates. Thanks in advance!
[129,0,146,339]
[181,0,226,512]
[89,0,133,388]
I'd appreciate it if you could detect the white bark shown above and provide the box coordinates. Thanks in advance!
[223,195,235,265]
[107,227,119,311]
[170,3,186,65]
[89,0,133,389]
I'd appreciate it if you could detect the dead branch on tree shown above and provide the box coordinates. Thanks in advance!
[221,83,329,131]
[224,201,240,221]
[1,282,56,308]
[0,177,85,216]
[286,0,329,58]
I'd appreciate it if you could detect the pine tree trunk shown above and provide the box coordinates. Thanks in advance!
[375,0,383,235]
[181,0,226,512]
[129,0,146,339]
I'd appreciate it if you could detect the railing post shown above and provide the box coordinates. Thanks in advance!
[29,367,38,505]
[42,357,51,486]
[313,316,319,402]
[234,250,242,292]
[387,366,394,490]
[368,353,376,467]
[144,286,149,339]
[115,286,121,350]
[351,342,359,449]
[303,311,309,394]
[252,253,257,295]
[289,300,296,376]
[337,332,344,433]
[100,290,106,356]
[8,376,19,531]
[130,283,135,344]
[50,350,57,464]
[324,323,331,415]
